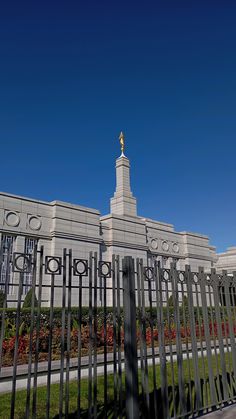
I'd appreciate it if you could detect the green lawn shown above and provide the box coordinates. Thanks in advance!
[0,352,234,418]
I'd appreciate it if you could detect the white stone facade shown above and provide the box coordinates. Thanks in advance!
[0,152,232,307]
[216,247,236,273]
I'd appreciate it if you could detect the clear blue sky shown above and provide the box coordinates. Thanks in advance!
[0,1,236,252]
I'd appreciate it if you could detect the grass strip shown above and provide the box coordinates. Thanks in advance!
[0,352,233,418]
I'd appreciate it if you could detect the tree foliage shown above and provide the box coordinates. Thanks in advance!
[22,288,38,308]
[0,290,6,308]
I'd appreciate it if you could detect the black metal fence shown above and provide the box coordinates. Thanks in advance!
[1,247,236,418]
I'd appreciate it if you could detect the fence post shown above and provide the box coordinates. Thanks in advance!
[123,256,139,419]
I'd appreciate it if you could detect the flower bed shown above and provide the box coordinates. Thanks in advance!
[2,317,236,367]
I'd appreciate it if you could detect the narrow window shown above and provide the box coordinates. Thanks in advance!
[0,235,15,295]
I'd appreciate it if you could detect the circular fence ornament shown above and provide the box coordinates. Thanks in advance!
[45,256,62,275]
[13,253,32,273]
[163,270,169,281]
[73,259,88,276]
[193,273,198,284]
[144,267,154,281]
[178,272,185,282]
[206,274,212,285]
[98,261,112,278]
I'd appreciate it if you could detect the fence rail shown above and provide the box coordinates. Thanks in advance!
[0,246,236,418]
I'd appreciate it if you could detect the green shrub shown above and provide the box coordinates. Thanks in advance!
[22,288,38,308]
[0,290,6,308]
[167,294,174,307]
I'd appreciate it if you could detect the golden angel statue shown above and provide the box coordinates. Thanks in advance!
[119,131,125,154]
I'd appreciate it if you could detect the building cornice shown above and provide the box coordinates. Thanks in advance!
[50,231,103,244]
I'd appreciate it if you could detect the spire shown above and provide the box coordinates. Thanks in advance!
[110,132,137,217]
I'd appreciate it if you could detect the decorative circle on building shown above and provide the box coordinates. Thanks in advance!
[5,211,20,227]
[172,242,179,253]
[150,238,158,250]
[28,215,42,231]
[162,240,169,252]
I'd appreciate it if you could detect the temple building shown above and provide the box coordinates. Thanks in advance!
[0,133,233,306]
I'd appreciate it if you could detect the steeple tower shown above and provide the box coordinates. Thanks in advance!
[110,132,137,217]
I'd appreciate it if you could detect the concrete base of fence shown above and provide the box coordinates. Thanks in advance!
[202,403,236,418]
